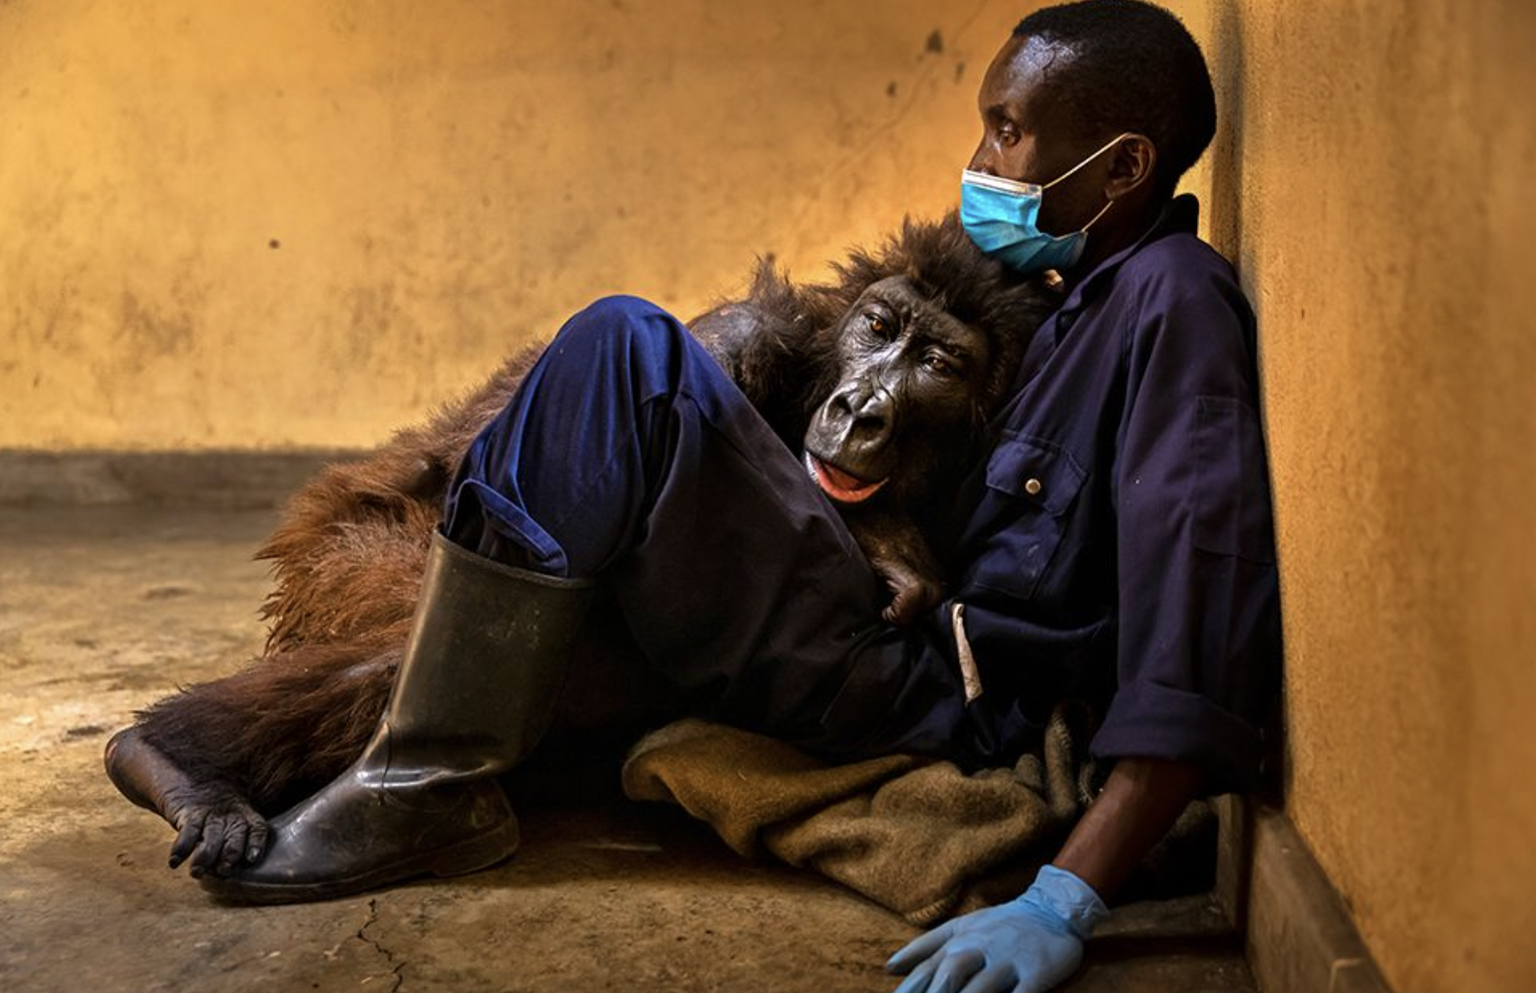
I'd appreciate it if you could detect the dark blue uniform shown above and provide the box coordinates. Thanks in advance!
[443,194,1280,793]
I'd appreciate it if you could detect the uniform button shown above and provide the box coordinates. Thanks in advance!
[1024,477,1043,496]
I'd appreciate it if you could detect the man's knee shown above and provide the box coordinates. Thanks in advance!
[554,294,688,364]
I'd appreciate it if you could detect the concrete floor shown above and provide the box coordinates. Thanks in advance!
[0,506,1257,993]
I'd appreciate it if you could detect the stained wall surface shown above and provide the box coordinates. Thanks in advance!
[1170,1,1536,991]
[0,0,1023,450]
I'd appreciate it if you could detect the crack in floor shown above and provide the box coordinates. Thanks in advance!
[357,897,407,992]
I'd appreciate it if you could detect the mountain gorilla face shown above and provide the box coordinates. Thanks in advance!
[802,275,992,506]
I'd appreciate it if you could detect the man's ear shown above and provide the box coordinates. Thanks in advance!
[1104,134,1157,200]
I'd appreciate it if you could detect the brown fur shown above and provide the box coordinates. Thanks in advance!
[134,213,1056,814]
[255,349,540,652]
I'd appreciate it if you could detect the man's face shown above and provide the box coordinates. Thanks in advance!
[968,34,1107,237]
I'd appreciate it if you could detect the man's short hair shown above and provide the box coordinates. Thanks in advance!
[1015,0,1216,198]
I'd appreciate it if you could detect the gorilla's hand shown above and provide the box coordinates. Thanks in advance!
[874,554,946,627]
[846,513,946,626]
[105,727,270,877]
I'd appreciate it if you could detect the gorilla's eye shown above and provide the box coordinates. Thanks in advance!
[922,351,960,379]
[865,313,889,337]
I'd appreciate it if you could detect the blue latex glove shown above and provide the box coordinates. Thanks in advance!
[885,865,1109,993]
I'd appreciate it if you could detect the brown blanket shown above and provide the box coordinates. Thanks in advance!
[621,703,1102,925]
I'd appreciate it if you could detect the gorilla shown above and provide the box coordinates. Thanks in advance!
[104,212,1057,878]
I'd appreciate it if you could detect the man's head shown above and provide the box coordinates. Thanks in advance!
[968,0,1215,266]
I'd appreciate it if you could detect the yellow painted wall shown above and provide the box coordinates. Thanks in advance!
[1169,1,1536,991]
[0,0,1025,450]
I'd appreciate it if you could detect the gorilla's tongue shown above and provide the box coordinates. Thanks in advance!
[805,453,887,504]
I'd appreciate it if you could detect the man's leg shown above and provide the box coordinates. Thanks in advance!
[444,294,971,757]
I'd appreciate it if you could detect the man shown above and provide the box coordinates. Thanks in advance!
[201,3,1279,991]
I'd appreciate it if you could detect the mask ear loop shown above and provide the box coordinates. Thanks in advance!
[1076,196,1117,234]
[1042,131,1139,234]
[1040,131,1137,190]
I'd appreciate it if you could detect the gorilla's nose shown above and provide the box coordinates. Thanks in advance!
[845,387,891,439]
[808,382,897,471]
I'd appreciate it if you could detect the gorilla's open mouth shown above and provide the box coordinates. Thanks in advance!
[804,452,888,504]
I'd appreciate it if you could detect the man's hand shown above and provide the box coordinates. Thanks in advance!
[885,756,1204,992]
[885,865,1108,993]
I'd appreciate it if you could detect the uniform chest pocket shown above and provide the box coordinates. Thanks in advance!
[967,432,1089,601]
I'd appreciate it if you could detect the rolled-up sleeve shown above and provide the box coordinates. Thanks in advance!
[1089,256,1282,793]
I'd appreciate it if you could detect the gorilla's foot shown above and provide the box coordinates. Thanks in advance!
[198,768,518,905]
[104,725,182,815]
[104,726,270,875]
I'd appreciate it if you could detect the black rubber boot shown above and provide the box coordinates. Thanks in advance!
[200,532,592,905]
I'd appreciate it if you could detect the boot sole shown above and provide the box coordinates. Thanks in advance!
[198,819,520,906]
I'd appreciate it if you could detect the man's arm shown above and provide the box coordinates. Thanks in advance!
[884,759,1203,993]
[1053,755,1203,898]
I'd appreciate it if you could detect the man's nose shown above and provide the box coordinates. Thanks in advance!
[967,141,996,175]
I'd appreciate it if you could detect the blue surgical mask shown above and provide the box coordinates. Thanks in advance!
[960,133,1131,274]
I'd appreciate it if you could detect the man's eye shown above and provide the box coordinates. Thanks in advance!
[997,124,1020,147]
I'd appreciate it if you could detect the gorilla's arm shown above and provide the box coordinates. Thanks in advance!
[689,301,769,371]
